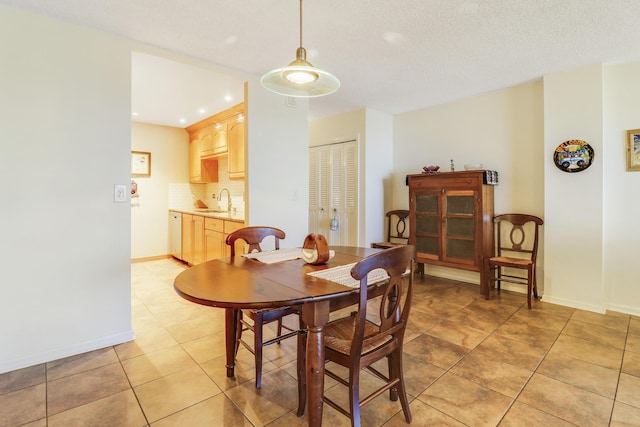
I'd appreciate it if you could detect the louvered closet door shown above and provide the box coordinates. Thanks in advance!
[309,140,358,246]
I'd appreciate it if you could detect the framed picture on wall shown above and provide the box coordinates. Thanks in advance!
[131,151,151,176]
[627,129,640,171]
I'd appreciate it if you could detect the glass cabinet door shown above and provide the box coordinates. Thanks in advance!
[444,192,476,262]
[414,193,440,258]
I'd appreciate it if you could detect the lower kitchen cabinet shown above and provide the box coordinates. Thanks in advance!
[204,218,225,262]
[182,213,204,265]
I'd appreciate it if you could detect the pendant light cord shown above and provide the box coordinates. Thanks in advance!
[299,0,303,49]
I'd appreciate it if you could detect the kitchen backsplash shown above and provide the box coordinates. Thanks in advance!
[168,162,245,214]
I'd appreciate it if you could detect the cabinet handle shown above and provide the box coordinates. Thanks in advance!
[441,188,446,194]
[467,179,472,184]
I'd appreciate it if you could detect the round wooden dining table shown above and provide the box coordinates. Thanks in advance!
[173,245,381,427]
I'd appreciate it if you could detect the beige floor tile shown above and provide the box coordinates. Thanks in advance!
[396,352,445,397]
[114,325,179,361]
[163,314,224,343]
[450,352,533,398]
[47,363,131,416]
[267,403,352,427]
[622,349,640,377]
[411,297,466,319]
[627,333,640,353]
[0,364,45,395]
[549,334,624,370]
[536,351,619,399]
[494,319,559,350]
[404,308,442,339]
[151,393,252,426]
[508,307,570,333]
[17,419,47,427]
[571,309,630,332]
[47,347,120,381]
[134,365,221,423]
[199,351,276,391]
[446,307,504,333]
[0,383,46,426]
[403,334,467,370]
[610,401,640,426]
[180,333,227,364]
[47,389,147,427]
[562,318,628,349]
[384,399,466,426]
[498,401,575,426]
[121,344,197,386]
[426,318,492,350]
[225,369,301,426]
[472,333,547,371]
[418,372,512,427]
[616,372,640,409]
[517,373,613,426]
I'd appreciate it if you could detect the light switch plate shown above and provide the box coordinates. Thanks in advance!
[114,184,127,203]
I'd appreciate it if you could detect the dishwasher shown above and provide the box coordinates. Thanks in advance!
[169,211,182,260]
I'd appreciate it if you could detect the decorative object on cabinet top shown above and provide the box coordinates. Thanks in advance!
[422,165,440,174]
[553,140,594,173]
[406,170,499,186]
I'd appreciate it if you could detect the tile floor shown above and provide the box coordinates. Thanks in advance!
[1,258,640,426]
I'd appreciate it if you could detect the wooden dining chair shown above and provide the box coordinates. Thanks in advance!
[371,210,410,249]
[298,244,415,426]
[226,226,303,388]
[484,214,544,309]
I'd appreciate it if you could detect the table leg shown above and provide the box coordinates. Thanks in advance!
[224,308,238,377]
[302,300,330,427]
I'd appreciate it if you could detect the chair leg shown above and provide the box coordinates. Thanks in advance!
[254,315,263,388]
[235,311,243,358]
[394,350,412,423]
[526,264,533,309]
[349,369,361,427]
[276,318,283,344]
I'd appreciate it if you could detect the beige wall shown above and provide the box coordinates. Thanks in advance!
[392,82,544,285]
[131,122,189,259]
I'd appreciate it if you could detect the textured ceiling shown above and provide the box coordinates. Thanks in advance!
[3,0,640,126]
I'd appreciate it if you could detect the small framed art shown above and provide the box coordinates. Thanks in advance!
[131,151,151,176]
[626,129,640,171]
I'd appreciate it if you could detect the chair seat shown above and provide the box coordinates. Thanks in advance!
[325,317,393,355]
[489,256,533,268]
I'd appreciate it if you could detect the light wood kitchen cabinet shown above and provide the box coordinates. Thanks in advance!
[185,102,244,182]
[204,218,225,262]
[407,171,495,275]
[227,113,245,179]
[224,220,245,257]
[200,122,227,157]
[189,139,218,184]
[182,213,205,265]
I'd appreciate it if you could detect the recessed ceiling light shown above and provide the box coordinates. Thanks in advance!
[132,112,139,116]
[382,32,406,44]
[224,95,232,102]
[179,118,186,124]
[198,108,206,114]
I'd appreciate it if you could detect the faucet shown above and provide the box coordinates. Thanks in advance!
[217,187,232,212]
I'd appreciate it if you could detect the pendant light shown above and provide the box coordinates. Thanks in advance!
[260,0,340,97]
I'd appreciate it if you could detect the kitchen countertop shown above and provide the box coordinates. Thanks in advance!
[170,209,245,223]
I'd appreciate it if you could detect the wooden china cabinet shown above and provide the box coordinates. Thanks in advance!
[407,171,497,282]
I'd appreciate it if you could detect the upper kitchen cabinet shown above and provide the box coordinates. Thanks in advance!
[186,102,245,183]
[227,112,245,179]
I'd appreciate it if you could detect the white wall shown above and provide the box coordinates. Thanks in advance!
[0,5,133,372]
[603,62,640,315]
[543,65,605,312]
[0,4,308,373]
[393,82,544,284]
[245,80,310,247]
[131,122,189,259]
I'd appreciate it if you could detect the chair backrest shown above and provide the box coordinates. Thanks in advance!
[349,245,415,356]
[385,210,410,243]
[225,226,286,256]
[494,214,543,262]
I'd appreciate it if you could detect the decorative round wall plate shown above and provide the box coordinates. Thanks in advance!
[553,140,594,173]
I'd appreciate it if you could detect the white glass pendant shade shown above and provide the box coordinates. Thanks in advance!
[260,0,340,97]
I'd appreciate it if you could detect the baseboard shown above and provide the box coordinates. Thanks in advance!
[0,330,135,374]
[131,254,172,263]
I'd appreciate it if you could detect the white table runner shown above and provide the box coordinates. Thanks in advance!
[306,263,390,289]
[241,247,302,264]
